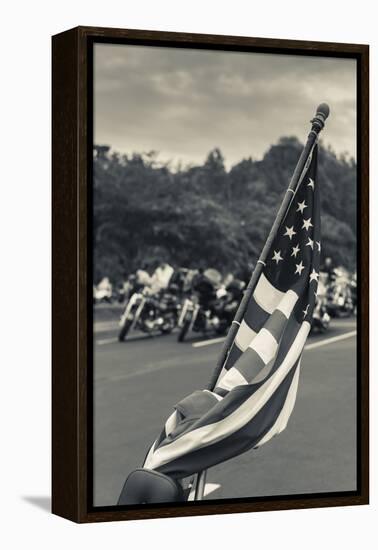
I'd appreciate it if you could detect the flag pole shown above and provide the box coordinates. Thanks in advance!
[208,102,330,392]
[195,103,330,500]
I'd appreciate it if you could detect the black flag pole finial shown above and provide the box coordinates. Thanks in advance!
[310,103,330,134]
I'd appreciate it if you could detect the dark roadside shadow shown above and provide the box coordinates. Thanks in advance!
[22,496,51,513]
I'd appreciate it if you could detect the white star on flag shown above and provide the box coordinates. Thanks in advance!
[309,269,319,283]
[302,304,309,318]
[296,200,307,214]
[302,218,313,231]
[272,250,283,264]
[306,237,314,249]
[295,261,305,275]
[283,226,296,240]
[308,178,315,190]
[316,241,321,252]
[291,244,300,258]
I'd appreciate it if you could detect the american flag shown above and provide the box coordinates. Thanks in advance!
[144,145,321,479]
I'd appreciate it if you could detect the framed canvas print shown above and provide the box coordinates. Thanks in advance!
[52,26,369,523]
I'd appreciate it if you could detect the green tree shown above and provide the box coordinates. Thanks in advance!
[93,139,357,284]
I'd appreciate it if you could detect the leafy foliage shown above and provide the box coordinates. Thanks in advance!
[93,139,356,283]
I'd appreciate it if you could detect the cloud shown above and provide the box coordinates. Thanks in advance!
[94,44,356,168]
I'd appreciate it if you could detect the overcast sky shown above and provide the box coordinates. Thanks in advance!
[94,43,356,168]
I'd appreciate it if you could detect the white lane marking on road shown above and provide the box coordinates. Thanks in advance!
[192,327,357,350]
[204,482,221,496]
[98,330,357,383]
[94,321,118,333]
[304,330,356,351]
[97,337,118,346]
[188,483,221,501]
[192,337,226,348]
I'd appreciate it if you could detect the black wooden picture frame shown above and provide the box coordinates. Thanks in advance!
[52,26,369,523]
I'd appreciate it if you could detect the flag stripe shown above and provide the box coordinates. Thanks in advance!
[261,309,288,343]
[253,273,285,314]
[243,296,270,334]
[274,361,301,434]
[276,289,299,318]
[221,343,243,373]
[144,439,158,467]
[216,367,248,392]
[272,315,301,367]
[249,328,278,364]
[165,410,179,436]
[255,360,301,447]
[228,347,266,386]
[215,366,229,385]
[174,389,219,419]
[214,387,229,398]
[235,320,257,351]
[203,389,223,402]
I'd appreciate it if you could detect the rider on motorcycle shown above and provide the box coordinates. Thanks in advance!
[135,263,153,287]
[191,268,221,311]
[148,262,174,294]
[322,256,337,285]
[94,276,113,302]
[219,276,245,324]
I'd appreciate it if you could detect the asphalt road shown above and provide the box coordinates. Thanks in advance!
[93,306,357,506]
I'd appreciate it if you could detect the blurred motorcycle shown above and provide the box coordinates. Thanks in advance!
[93,277,113,303]
[326,269,354,317]
[311,276,331,333]
[350,272,357,315]
[118,287,179,341]
[177,270,244,342]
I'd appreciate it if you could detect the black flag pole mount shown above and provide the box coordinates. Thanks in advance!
[194,103,330,501]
